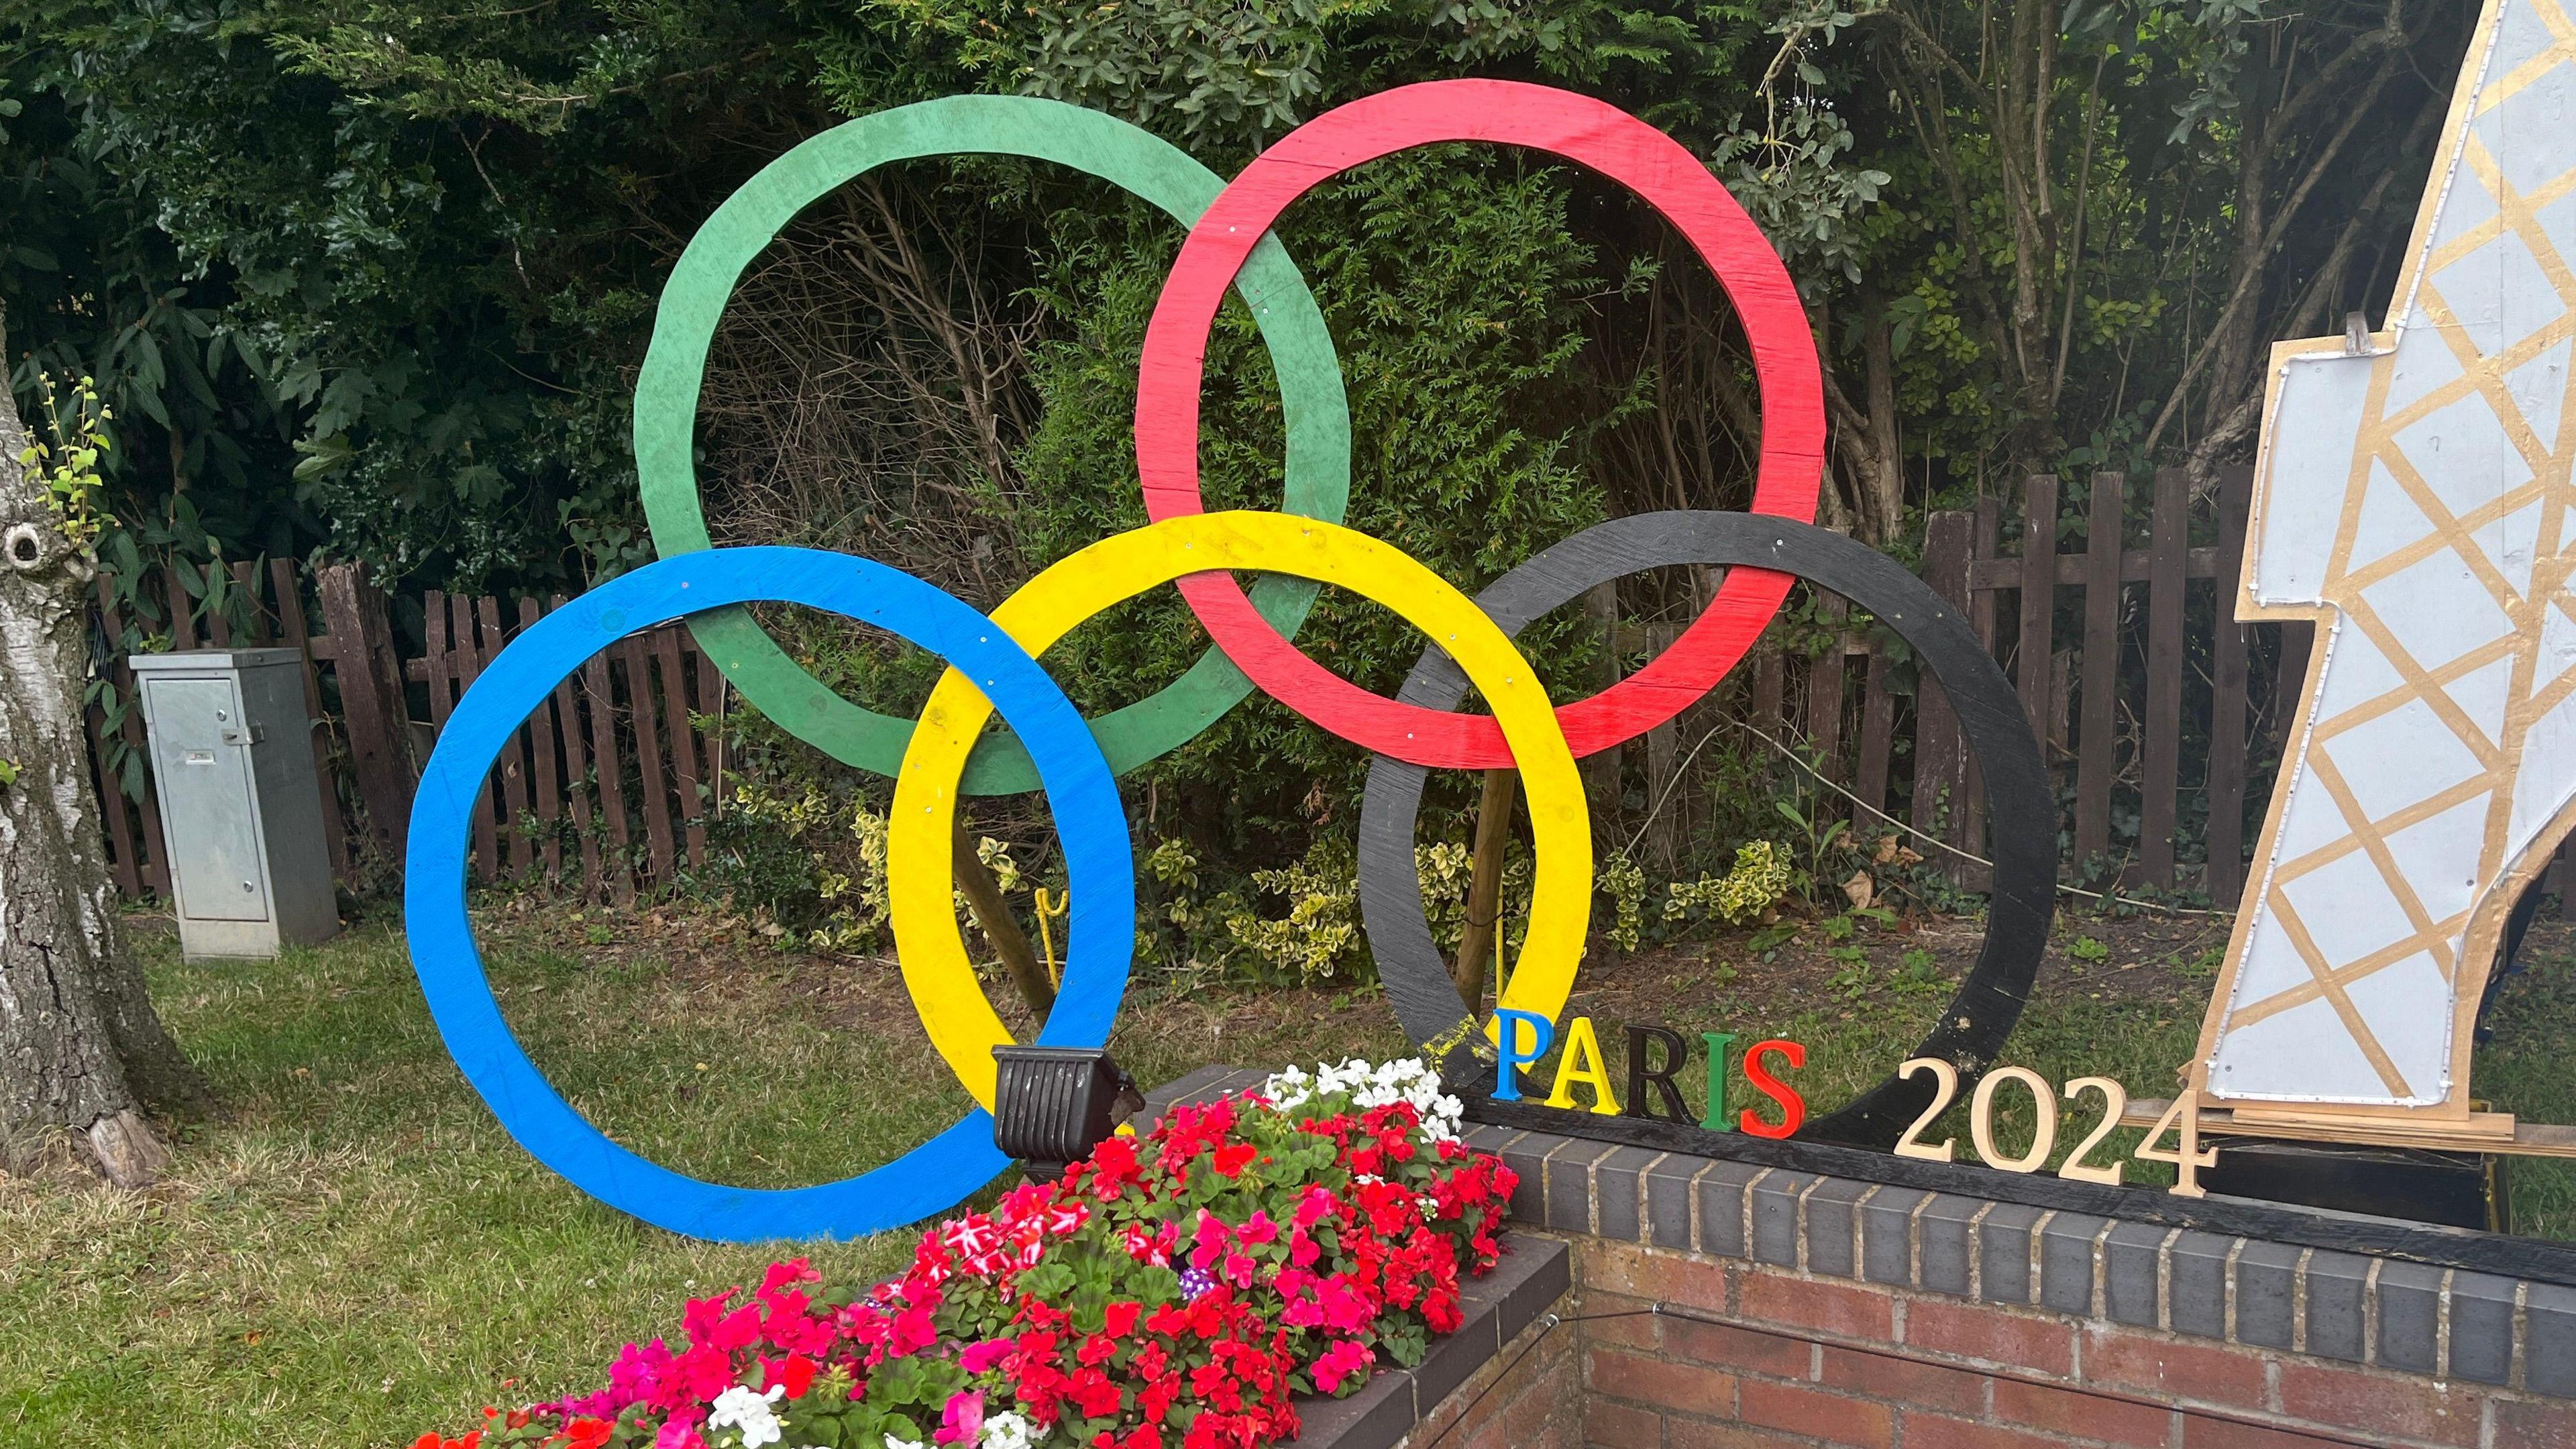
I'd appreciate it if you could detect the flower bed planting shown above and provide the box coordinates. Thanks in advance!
[417,1059,1517,1449]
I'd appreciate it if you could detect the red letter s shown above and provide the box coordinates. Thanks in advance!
[1738,1038,1807,1139]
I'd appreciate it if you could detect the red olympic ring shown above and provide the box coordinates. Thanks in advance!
[1134,79,1825,768]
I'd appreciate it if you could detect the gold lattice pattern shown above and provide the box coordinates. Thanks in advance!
[2204,0,2576,1108]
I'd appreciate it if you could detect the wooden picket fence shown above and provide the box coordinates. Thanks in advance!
[1613,467,2308,906]
[85,468,2328,910]
[85,559,726,905]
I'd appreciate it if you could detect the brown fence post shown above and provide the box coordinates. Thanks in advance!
[549,596,604,900]
[2017,476,2060,747]
[269,557,349,877]
[2137,468,2189,887]
[1580,581,1622,815]
[1854,647,1896,822]
[474,596,534,879]
[99,572,172,898]
[315,562,416,868]
[1644,718,1678,872]
[1916,511,1972,883]
[231,561,269,643]
[1805,595,1848,790]
[2206,466,2256,906]
[87,576,144,896]
[653,626,709,869]
[1961,498,2002,885]
[2073,474,2125,873]
[517,597,566,883]
[164,565,196,649]
[619,635,680,888]
[580,647,636,905]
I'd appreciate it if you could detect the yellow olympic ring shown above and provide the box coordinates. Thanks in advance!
[889,511,1593,1110]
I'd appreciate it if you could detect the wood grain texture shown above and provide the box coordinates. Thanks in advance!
[653,626,708,869]
[2139,468,2187,887]
[2074,475,2124,871]
[1855,648,1895,818]
[87,575,143,896]
[1915,512,1971,874]
[2017,476,2059,745]
[271,557,348,876]
[549,596,603,900]
[2206,468,2254,906]
[579,647,635,906]
[312,563,414,867]
[478,596,535,880]
[621,635,680,886]
[1807,594,1847,786]
[519,598,565,881]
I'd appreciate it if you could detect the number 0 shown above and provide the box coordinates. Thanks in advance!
[1970,1066,2055,1173]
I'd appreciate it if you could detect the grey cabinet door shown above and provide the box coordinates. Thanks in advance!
[144,676,271,922]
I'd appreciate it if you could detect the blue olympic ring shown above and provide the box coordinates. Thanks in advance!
[402,546,1136,1240]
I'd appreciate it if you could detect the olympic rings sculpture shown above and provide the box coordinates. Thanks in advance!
[405,82,2049,1242]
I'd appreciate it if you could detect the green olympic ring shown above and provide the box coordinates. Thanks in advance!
[635,95,1351,795]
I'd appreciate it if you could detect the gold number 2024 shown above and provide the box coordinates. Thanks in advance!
[1892,1059,2218,1197]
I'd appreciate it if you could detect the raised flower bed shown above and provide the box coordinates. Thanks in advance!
[418,1059,1519,1449]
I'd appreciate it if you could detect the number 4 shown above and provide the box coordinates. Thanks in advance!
[2135,1089,2220,1197]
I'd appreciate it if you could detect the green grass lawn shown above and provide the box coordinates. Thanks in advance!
[5,900,2575,1448]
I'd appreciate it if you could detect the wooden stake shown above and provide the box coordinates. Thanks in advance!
[1454,768,1519,1006]
[953,816,1054,1021]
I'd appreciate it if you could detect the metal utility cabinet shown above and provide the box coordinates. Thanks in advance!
[129,649,341,959]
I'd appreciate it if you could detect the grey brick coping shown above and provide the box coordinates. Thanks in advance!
[1474,1116,2576,1398]
[1132,1066,2576,1401]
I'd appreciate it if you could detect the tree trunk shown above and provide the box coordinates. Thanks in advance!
[0,311,203,1186]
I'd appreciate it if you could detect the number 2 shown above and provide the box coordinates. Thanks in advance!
[1894,1057,1959,1162]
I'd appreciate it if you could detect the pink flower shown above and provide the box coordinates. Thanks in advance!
[959,1338,1015,1374]
[1313,1340,1375,1395]
[761,1354,818,1400]
[671,1344,735,1405]
[1238,1212,1279,1246]
[1190,1211,1230,1271]
[888,1304,937,1356]
[607,1338,676,1409]
[934,1389,985,1445]
[758,1259,816,1296]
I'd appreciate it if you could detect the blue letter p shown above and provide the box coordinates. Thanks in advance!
[1494,1009,1555,1101]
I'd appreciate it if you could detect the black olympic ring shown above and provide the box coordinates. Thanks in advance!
[1355,511,2055,1150]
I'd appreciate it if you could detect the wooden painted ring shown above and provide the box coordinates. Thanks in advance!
[890,511,1594,1110]
[403,547,1132,1240]
[634,96,1351,796]
[1354,512,2053,1148]
[1135,80,1825,769]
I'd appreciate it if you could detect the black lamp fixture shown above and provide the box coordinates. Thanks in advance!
[991,1044,1145,1181]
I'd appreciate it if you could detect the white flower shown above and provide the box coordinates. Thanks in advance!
[884,1437,926,1449]
[707,1384,787,1448]
[983,1411,1046,1449]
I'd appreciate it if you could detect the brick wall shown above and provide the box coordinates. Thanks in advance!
[1570,1238,2556,1447]
[1397,1298,1586,1449]
[1471,1119,2576,1449]
[1134,1069,2576,1448]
